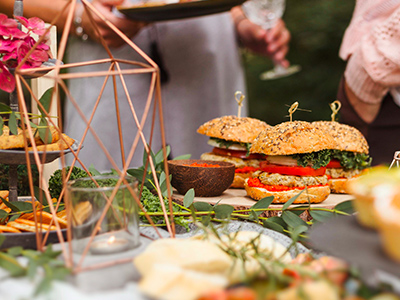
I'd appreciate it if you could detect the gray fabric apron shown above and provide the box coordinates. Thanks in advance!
[65,13,246,172]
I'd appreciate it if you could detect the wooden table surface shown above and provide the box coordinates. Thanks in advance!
[172,188,354,210]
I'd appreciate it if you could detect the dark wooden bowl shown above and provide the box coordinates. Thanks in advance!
[167,159,235,197]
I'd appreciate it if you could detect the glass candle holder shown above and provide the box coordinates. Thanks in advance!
[66,175,140,255]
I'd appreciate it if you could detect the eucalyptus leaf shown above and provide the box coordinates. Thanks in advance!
[183,188,195,208]
[89,164,101,176]
[289,209,306,217]
[291,225,308,238]
[7,246,23,257]
[0,103,11,113]
[8,112,18,135]
[0,209,8,221]
[8,213,22,222]
[248,209,259,222]
[173,154,191,160]
[335,200,354,215]
[214,204,234,219]
[193,201,213,212]
[263,219,285,234]
[29,121,38,128]
[1,199,22,212]
[27,259,39,279]
[39,118,52,144]
[38,87,53,116]
[282,211,308,228]
[6,201,34,212]
[154,145,171,165]
[0,118,3,136]
[201,214,211,226]
[0,252,26,277]
[282,189,305,211]
[34,277,52,296]
[267,216,287,229]
[250,196,274,216]
[310,210,336,223]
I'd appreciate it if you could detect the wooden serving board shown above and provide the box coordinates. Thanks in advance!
[172,189,354,219]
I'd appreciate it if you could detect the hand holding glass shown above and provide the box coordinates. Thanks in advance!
[242,0,301,80]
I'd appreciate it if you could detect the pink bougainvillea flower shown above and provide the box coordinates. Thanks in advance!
[0,61,15,93]
[14,16,47,36]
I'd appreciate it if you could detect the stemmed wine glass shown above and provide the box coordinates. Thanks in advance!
[242,0,301,80]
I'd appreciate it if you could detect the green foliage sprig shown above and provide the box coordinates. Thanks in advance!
[0,243,71,296]
[48,166,90,199]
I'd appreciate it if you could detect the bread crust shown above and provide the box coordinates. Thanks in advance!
[197,116,270,143]
[244,180,330,204]
[312,121,369,154]
[200,152,261,168]
[329,178,348,194]
[231,172,252,189]
[250,121,336,156]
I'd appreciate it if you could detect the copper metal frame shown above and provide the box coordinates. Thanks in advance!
[13,0,175,272]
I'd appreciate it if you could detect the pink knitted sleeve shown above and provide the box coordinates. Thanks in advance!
[345,6,400,104]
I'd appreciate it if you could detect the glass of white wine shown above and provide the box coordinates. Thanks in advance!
[242,0,301,80]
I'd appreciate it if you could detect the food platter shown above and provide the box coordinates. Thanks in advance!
[117,0,247,22]
[0,141,80,165]
[1,228,67,250]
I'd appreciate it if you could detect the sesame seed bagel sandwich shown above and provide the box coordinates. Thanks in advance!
[312,121,372,194]
[244,121,336,204]
[197,115,270,188]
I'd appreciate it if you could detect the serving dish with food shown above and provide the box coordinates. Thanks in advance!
[117,0,247,22]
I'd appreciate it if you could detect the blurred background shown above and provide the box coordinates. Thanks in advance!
[244,0,354,124]
[0,0,355,124]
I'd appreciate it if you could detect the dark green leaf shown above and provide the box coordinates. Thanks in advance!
[334,200,354,214]
[250,196,274,216]
[29,121,38,128]
[248,209,259,222]
[0,209,8,220]
[27,259,39,279]
[291,225,308,238]
[173,154,192,160]
[0,118,3,136]
[142,147,156,169]
[0,252,26,277]
[9,112,18,135]
[201,214,211,226]
[0,235,5,247]
[183,188,195,208]
[38,87,53,116]
[1,199,22,212]
[282,211,308,228]
[0,103,11,112]
[154,145,171,165]
[214,204,234,219]
[127,168,145,181]
[263,219,285,233]
[282,189,305,211]
[38,118,52,144]
[7,246,23,257]
[8,213,21,222]
[267,216,287,229]
[310,210,336,222]
[290,209,305,216]
[193,201,213,212]
[88,164,101,176]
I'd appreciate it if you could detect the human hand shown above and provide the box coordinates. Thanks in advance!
[344,81,381,124]
[78,0,148,48]
[232,7,290,67]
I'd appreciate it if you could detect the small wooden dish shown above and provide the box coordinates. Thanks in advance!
[167,159,235,197]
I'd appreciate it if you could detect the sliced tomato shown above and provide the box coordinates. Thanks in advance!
[259,161,326,176]
[212,147,264,160]
[247,177,327,191]
[235,166,260,173]
[326,159,342,168]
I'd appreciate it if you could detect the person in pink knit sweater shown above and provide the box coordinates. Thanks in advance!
[337,0,400,165]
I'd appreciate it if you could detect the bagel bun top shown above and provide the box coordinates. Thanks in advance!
[312,121,369,154]
[250,121,336,156]
[197,115,270,144]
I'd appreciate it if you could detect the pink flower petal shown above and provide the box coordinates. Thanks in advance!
[0,14,18,28]
[0,62,15,93]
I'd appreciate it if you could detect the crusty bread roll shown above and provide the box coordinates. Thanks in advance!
[197,115,270,144]
[244,179,330,204]
[250,121,336,156]
[312,121,369,154]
